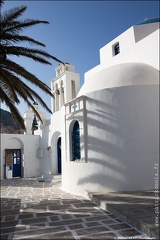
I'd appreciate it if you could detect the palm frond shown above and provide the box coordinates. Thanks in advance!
[1,34,46,47]
[1,6,27,26]
[0,79,20,104]
[2,19,49,35]
[2,59,52,94]
[0,87,26,130]
[0,0,64,130]
[1,66,53,115]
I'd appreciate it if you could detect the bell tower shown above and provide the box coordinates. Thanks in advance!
[51,63,80,113]
[24,102,46,135]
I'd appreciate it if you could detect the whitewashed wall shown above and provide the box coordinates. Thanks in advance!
[62,85,159,196]
[85,22,159,82]
[1,134,40,179]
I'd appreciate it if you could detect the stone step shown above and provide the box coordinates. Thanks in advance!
[53,174,61,180]
[87,190,159,239]
[36,174,61,183]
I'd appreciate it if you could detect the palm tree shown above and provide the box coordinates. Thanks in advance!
[0,0,64,131]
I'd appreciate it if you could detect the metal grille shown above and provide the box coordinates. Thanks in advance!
[72,131,81,160]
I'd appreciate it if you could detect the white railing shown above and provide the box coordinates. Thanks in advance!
[65,95,86,115]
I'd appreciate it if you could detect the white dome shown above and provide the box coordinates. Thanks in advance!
[78,62,159,96]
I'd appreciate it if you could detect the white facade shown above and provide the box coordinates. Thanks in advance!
[1,134,40,179]
[1,18,159,197]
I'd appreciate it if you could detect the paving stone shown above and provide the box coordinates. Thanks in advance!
[89,211,107,216]
[1,210,20,216]
[0,234,9,240]
[68,208,93,213]
[1,226,16,234]
[60,214,75,220]
[101,219,117,225]
[85,215,109,222]
[48,204,73,210]
[81,232,117,239]
[18,213,34,219]
[1,220,19,228]
[85,221,101,227]
[21,217,47,225]
[119,228,143,237]
[61,199,84,204]
[49,215,60,221]
[68,223,84,230]
[1,206,14,211]
[109,223,132,230]
[4,215,17,221]
[75,226,109,236]
[73,202,97,208]
[49,218,83,227]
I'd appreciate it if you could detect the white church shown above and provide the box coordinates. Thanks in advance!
[1,18,159,197]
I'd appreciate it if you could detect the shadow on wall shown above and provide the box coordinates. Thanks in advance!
[38,125,52,176]
[75,85,158,191]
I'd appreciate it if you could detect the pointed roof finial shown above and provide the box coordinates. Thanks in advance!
[64,58,69,65]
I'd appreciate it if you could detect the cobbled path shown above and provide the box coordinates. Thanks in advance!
[0,178,151,239]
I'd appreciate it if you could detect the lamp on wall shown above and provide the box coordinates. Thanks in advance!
[47,146,52,151]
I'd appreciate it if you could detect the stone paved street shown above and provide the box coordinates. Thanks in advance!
[0,179,152,239]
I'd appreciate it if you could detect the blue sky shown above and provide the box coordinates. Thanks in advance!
[1,0,159,119]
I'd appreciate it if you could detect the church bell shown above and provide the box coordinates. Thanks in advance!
[31,115,38,134]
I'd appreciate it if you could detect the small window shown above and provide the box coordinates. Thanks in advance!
[114,43,120,56]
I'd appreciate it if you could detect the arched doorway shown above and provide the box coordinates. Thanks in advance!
[57,137,61,174]
[72,121,81,160]
[5,138,24,178]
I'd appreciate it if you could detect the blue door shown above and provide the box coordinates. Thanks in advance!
[13,149,21,178]
[57,138,61,174]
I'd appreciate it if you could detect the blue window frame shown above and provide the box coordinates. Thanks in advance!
[114,43,120,55]
[72,121,81,160]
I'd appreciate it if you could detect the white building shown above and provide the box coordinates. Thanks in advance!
[1,18,159,197]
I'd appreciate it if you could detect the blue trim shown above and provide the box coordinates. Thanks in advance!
[73,121,80,132]
[134,17,160,26]
[114,43,120,55]
[13,149,21,178]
